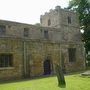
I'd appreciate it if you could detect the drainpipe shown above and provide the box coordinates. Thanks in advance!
[59,43,62,67]
[23,40,27,78]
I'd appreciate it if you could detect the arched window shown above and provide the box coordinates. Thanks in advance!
[48,19,51,26]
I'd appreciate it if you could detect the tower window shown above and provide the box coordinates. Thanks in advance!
[40,18,42,24]
[68,16,71,24]
[24,28,29,37]
[0,25,6,35]
[48,19,51,26]
[44,30,48,39]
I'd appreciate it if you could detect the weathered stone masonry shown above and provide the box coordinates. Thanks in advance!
[0,6,85,80]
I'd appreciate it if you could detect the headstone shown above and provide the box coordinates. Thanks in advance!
[55,64,66,88]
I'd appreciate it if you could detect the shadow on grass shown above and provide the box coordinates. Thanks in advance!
[80,75,90,78]
[59,85,66,88]
[0,74,56,84]
[60,88,66,90]
[0,70,88,85]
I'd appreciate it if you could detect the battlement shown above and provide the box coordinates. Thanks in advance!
[40,6,79,28]
[41,6,75,17]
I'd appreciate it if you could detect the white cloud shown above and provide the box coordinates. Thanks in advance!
[0,0,69,24]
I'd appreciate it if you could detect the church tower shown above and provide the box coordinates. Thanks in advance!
[40,6,80,29]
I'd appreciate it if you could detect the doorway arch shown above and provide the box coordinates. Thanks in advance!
[43,59,51,75]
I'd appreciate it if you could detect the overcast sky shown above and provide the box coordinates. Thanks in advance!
[0,0,70,24]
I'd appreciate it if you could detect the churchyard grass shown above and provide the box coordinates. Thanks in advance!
[0,74,90,90]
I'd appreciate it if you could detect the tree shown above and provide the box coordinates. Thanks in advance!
[35,23,41,26]
[55,64,66,88]
[68,0,90,55]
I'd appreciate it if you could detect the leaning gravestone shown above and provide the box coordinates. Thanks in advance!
[81,70,90,76]
[55,64,66,88]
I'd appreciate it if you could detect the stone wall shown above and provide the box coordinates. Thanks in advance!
[0,19,81,43]
[0,39,23,80]
[0,38,85,80]
[60,43,85,72]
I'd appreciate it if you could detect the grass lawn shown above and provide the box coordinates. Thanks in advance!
[0,74,90,90]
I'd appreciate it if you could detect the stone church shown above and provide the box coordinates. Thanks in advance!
[0,6,85,80]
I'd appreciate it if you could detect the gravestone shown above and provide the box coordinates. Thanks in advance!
[55,64,66,88]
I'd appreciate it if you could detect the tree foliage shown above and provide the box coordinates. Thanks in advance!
[68,0,90,54]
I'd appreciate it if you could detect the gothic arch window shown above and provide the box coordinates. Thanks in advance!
[48,19,51,26]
